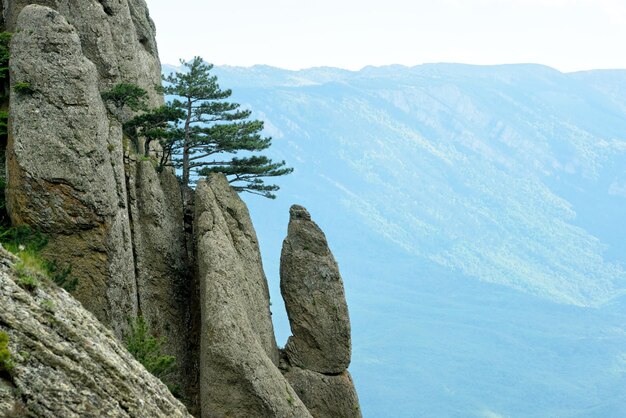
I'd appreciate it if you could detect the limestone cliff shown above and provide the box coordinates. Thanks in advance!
[8,2,139,333]
[194,174,311,418]
[1,1,362,417]
[280,205,361,418]
[0,245,191,417]
[4,0,196,409]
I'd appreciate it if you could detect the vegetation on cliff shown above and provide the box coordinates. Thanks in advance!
[0,331,13,374]
[104,56,293,199]
[0,222,78,293]
[0,32,10,140]
[0,241,191,417]
[162,57,293,197]
[101,82,149,115]
[125,316,178,395]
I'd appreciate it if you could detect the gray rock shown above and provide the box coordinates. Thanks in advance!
[7,4,138,334]
[194,174,311,418]
[6,3,195,407]
[283,367,362,418]
[127,158,197,411]
[0,245,191,418]
[4,3,363,416]
[280,205,352,374]
[2,0,163,107]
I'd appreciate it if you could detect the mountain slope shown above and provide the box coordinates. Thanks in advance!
[205,64,626,417]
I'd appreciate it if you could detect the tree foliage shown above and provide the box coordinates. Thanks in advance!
[0,32,11,81]
[199,156,293,198]
[123,104,184,160]
[125,316,176,380]
[161,56,292,198]
[101,83,149,113]
[109,57,292,199]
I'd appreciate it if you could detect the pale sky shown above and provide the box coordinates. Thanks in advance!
[145,0,626,72]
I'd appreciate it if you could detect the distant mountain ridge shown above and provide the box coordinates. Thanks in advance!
[164,62,626,417]
[204,63,626,306]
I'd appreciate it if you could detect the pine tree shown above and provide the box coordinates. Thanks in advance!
[101,83,149,112]
[198,156,293,198]
[123,104,184,161]
[162,56,292,198]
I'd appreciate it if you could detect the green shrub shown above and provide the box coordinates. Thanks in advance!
[44,260,78,292]
[125,317,176,380]
[0,225,79,292]
[0,32,11,81]
[0,110,8,139]
[15,263,39,291]
[41,299,55,313]
[0,331,14,374]
[13,82,33,95]
[101,83,148,112]
[0,225,47,253]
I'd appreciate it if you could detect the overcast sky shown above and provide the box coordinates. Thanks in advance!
[145,0,626,72]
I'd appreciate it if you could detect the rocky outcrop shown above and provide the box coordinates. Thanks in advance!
[2,2,362,417]
[1,0,162,106]
[283,367,362,418]
[194,174,311,418]
[280,205,351,373]
[5,0,168,327]
[280,205,361,418]
[0,245,191,417]
[126,158,196,407]
[8,4,137,334]
[5,1,196,408]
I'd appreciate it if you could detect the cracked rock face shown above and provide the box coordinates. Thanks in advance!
[5,0,166,333]
[2,2,363,416]
[280,205,352,374]
[1,0,162,106]
[194,174,311,418]
[7,4,137,333]
[0,245,191,418]
[5,2,195,407]
[283,367,362,418]
[126,159,194,410]
[280,205,361,418]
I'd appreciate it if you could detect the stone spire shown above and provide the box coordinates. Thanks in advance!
[280,205,362,417]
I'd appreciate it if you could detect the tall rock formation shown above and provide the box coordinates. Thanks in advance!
[1,0,162,106]
[280,205,362,418]
[4,0,196,408]
[0,245,191,418]
[1,1,362,416]
[126,157,195,406]
[194,174,311,418]
[8,2,137,334]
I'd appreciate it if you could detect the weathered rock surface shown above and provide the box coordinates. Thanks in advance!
[283,367,362,418]
[3,2,362,416]
[0,245,191,418]
[126,158,197,408]
[280,205,352,373]
[1,0,162,107]
[5,0,167,328]
[194,174,311,418]
[6,1,196,408]
[8,4,137,334]
[280,205,361,417]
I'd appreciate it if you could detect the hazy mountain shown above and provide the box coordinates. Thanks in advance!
[166,63,626,417]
